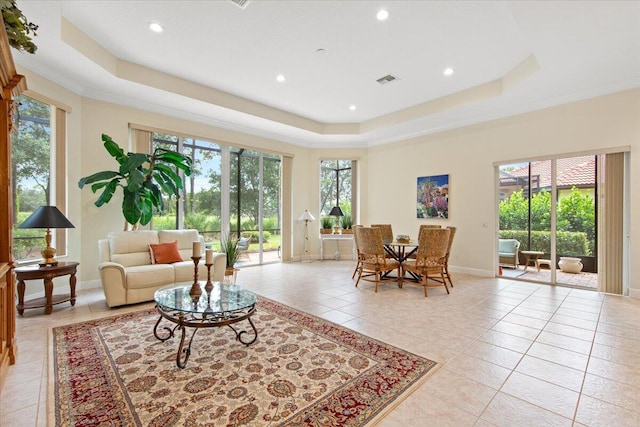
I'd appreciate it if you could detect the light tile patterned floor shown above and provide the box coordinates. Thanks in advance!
[2,261,640,426]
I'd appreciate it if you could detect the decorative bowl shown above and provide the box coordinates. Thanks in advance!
[396,234,410,243]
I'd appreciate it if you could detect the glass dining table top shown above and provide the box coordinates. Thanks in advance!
[154,282,257,314]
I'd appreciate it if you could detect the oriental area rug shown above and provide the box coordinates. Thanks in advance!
[49,298,437,426]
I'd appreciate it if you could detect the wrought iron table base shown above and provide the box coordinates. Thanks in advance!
[153,305,258,368]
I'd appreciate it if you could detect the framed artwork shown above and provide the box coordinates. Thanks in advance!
[417,174,449,219]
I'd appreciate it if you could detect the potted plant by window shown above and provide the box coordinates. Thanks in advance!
[341,214,353,234]
[320,216,333,234]
[220,233,240,284]
[78,134,192,229]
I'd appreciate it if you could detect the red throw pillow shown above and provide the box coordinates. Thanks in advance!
[149,241,183,264]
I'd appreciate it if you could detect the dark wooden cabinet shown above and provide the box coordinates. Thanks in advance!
[0,17,27,390]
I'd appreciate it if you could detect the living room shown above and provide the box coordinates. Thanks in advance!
[2,1,640,426]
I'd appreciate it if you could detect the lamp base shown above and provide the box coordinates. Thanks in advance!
[39,260,59,267]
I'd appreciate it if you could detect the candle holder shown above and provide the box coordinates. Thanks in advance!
[204,263,213,292]
[189,256,202,297]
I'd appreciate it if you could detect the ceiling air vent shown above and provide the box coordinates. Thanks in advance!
[376,74,399,85]
[229,0,252,9]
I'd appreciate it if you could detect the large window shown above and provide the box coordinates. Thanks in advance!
[150,131,282,265]
[11,95,57,262]
[320,160,354,228]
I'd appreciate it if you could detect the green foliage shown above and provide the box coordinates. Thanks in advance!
[220,233,239,268]
[340,214,353,229]
[244,230,271,243]
[184,213,220,232]
[262,216,279,231]
[1,0,38,53]
[499,187,595,254]
[499,229,590,256]
[12,211,42,260]
[321,216,333,229]
[78,134,193,226]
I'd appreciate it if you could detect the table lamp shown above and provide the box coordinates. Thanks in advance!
[329,206,344,234]
[298,210,316,262]
[18,206,75,267]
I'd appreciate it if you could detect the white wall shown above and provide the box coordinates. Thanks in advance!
[366,89,640,293]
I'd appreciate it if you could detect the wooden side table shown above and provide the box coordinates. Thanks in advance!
[15,262,79,315]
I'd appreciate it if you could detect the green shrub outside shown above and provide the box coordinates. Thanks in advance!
[499,229,589,256]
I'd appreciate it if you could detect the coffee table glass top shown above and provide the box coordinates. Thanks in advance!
[154,282,257,314]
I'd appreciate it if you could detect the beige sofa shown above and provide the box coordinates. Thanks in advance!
[98,229,226,307]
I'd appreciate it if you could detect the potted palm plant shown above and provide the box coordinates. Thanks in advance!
[78,134,192,229]
[220,233,240,284]
[320,216,333,234]
[341,214,353,234]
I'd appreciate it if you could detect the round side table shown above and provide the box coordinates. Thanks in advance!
[15,262,79,315]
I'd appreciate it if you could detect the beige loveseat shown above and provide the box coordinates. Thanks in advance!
[98,229,226,307]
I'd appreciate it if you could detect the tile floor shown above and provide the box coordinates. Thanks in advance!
[2,261,640,426]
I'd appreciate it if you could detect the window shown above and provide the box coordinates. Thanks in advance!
[320,160,355,228]
[149,131,282,264]
[12,95,55,261]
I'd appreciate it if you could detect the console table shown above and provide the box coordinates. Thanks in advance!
[15,262,79,315]
[320,233,355,260]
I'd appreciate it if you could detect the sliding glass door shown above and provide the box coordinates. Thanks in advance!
[498,155,599,289]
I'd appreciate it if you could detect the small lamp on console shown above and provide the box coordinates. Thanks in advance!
[328,206,344,235]
[18,206,75,267]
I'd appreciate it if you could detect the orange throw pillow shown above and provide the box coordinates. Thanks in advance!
[149,241,183,264]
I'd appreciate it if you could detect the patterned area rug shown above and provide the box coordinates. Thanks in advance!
[49,298,437,426]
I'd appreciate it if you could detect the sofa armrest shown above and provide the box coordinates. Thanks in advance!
[98,261,127,307]
[211,253,226,282]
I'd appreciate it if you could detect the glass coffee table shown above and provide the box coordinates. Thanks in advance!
[153,282,258,368]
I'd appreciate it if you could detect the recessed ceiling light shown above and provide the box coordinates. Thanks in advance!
[377,9,389,21]
[443,67,455,76]
[276,74,286,83]
[316,48,326,54]
[149,22,163,33]
[349,105,357,111]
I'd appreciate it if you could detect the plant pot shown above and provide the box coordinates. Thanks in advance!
[224,267,239,284]
[342,229,353,234]
[320,228,332,234]
[558,257,583,274]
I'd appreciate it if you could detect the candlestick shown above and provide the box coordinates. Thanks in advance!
[204,263,213,292]
[192,241,202,258]
[189,256,202,297]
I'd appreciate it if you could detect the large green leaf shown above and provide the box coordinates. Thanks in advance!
[78,170,120,188]
[122,191,141,225]
[154,165,183,191]
[126,168,146,192]
[94,179,119,207]
[102,134,126,164]
[120,153,149,175]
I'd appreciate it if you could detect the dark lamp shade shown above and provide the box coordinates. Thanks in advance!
[329,206,344,217]
[18,206,75,229]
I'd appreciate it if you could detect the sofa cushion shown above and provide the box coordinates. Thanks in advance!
[109,230,159,267]
[125,264,175,290]
[150,241,183,264]
[174,260,205,283]
[158,229,202,260]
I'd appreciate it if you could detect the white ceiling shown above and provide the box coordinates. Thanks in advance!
[12,1,640,148]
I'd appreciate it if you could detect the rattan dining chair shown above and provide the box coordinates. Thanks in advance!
[401,227,450,297]
[351,224,365,279]
[407,224,442,260]
[443,226,457,287]
[371,224,394,259]
[354,226,402,292]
